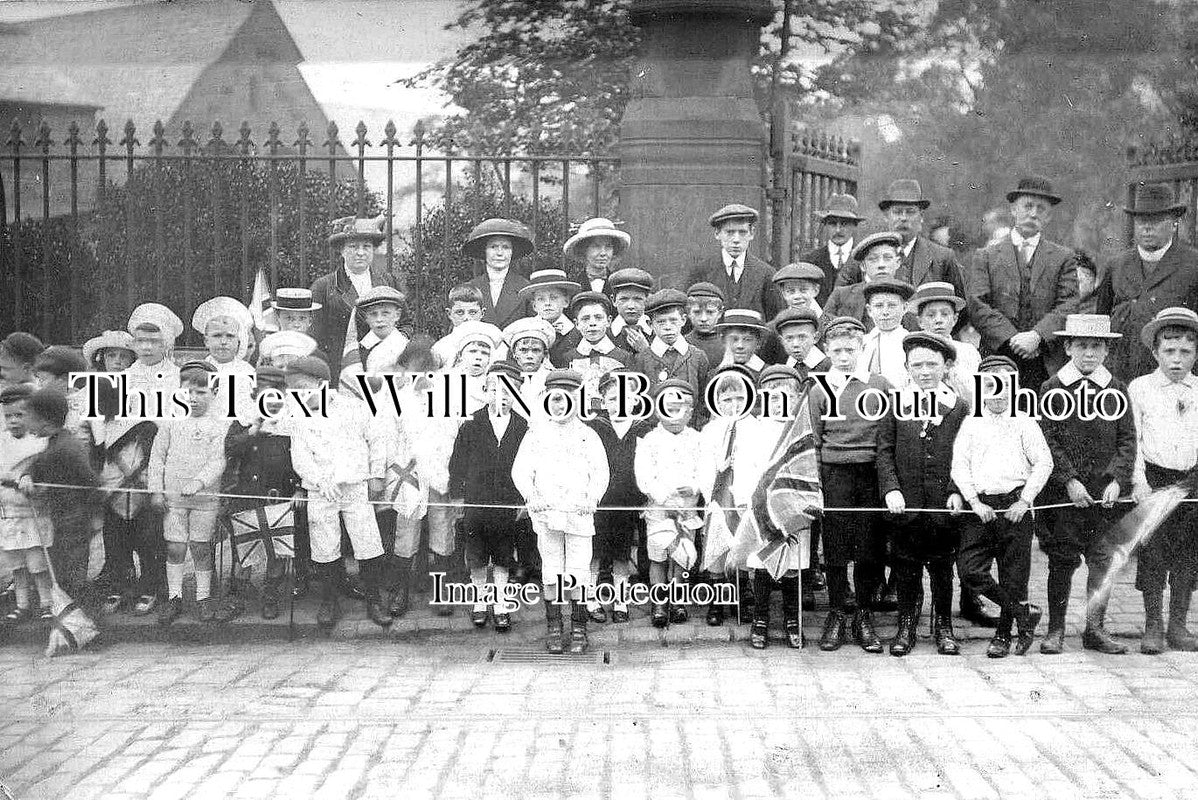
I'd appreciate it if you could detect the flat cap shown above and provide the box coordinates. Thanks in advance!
[645,288,688,316]
[758,364,803,385]
[771,307,820,334]
[902,331,957,361]
[569,290,616,316]
[709,204,759,228]
[355,285,406,311]
[686,282,725,302]
[544,369,583,391]
[862,278,916,302]
[978,354,1019,372]
[286,356,332,383]
[772,262,825,285]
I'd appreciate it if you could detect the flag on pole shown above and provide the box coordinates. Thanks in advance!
[727,395,823,580]
[701,421,740,574]
[230,501,295,570]
[250,267,278,333]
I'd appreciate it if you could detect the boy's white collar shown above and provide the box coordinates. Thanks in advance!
[1057,362,1112,388]
[650,337,689,357]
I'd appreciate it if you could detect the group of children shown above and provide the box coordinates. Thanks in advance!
[0,206,1196,660]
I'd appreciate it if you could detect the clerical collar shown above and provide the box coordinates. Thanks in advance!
[1057,362,1112,388]
[650,337,689,357]
[577,337,616,356]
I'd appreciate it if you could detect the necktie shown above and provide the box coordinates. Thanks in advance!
[1021,242,1033,268]
[869,339,881,375]
[834,249,843,270]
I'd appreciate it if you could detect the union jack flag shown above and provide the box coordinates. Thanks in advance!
[230,501,295,569]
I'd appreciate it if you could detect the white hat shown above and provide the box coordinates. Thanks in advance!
[82,330,135,367]
[192,296,254,335]
[502,317,556,350]
[452,321,504,355]
[258,331,318,363]
[127,303,184,342]
[562,218,630,259]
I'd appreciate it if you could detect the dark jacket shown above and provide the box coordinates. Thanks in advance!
[309,265,409,377]
[687,251,783,319]
[1038,372,1136,499]
[224,422,301,505]
[876,395,969,512]
[586,414,652,507]
[821,282,919,332]
[466,270,530,331]
[800,242,845,306]
[836,236,969,328]
[448,408,529,522]
[1095,241,1198,379]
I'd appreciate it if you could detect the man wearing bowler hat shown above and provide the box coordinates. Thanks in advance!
[464,218,536,330]
[969,176,1080,390]
[688,204,783,320]
[310,215,409,377]
[1096,182,1198,379]
[800,193,864,305]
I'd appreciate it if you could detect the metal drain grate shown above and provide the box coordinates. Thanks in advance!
[488,647,609,665]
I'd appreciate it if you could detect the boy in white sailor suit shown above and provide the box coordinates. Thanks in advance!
[193,296,257,425]
[445,321,504,415]
[124,303,183,400]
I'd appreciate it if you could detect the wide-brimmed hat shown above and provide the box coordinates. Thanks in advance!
[503,317,557,350]
[127,303,184,342]
[328,215,386,246]
[562,218,630,259]
[83,330,135,367]
[772,262,825,285]
[715,309,769,333]
[818,193,865,222]
[192,296,253,335]
[902,331,957,361]
[878,179,930,211]
[1140,307,1198,349]
[1124,183,1187,217]
[463,218,535,261]
[272,287,322,312]
[911,281,965,312]
[851,231,903,261]
[771,307,820,334]
[1053,314,1122,340]
[258,330,319,362]
[708,203,759,228]
[862,278,916,303]
[1006,176,1061,206]
[517,269,580,300]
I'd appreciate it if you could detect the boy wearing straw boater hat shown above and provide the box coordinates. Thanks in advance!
[951,355,1053,658]
[714,308,770,380]
[1128,307,1198,654]
[876,331,970,656]
[606,267,656,354]
[1037,314,1134,655]
[800,193,864,305]
[464,218,536,330]
[272,288,322,334]
[969,175,1080,390]
[564,217,630,294]
[1096,182,1198,379]
[688,204,784,319]
[518,268,582,365]
[684,282,726,367]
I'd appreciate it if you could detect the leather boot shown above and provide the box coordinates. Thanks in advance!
[780,576,803,649]
[432,555,454,616]
[706,602,725,626]
[889,613,917,657]
[819,610,847,651]
[545,602,564,654]
[1142,588,1166,655]
[1014,602,1041,656]
[752,569,773,631]
[316,562,341,629]
[854,609,883,653]
[388,556,412,618]
[800,568,816,611]
[362,558,393,628]
[261,575,282,621]
[933,615,960,655]
[1167,583,1198,651]
[1041,563,1072,655]
[1082,596,1127,654]
[873,570,898,612]
[959,582,999,628]
[568,601,589,654]
[749,619,768,649]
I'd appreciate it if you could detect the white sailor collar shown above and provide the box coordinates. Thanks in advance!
[611,315,651,337]
[1057,362,1112,388]
[650,336,690,358]
[577,337,617,356]
[825,367,872,389]
[1154,368,1198,389]
[549,316,575,335]
[743,354,766,372]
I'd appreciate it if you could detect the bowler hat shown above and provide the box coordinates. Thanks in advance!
[1124,183,1187,217]
[878,179,931,211]
[463,218,535,260]
[862,277,915,302]
[708,204,759,228]
[644,288,688,317]
[328,215,386,246]
[851,231,903,262]
[715,309,769,333]
[1140,306,1198,349]
[902,331,957,361]
[517,269,580,301]
[1006,176,1062,206]
[772,262,825,285]
[1053,314,1122,340]
[771,307,820,335]
[911,281,965,313]
[563,218,630,259]
[818,193,865,222]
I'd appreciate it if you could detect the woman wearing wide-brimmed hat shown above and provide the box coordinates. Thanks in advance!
[563,217,630,293]
[1096,182,1198,379]
[463,217,536,330]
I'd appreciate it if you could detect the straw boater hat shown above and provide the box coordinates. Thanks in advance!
[715,309,769,333]
[327,215,386,246]
[772,262,826,285]
[272,287,322,312]
[708,204,759,228]
[1053,314,1122,340]
[902,331,957,361]
[1005,176,1062,206]
[1124,183,1187,217]
[192,296,253,334]
[516,268,581,300]
[502,317,556,350]
[127,303,184,342]
[83,330,135,367]
[462,218,535,261]
[562,218,630,259]
[817,193,866,223]
[851,231,903,262]
[911,281,966,313]
[878,179,931,211]
[1140,307,1198,349]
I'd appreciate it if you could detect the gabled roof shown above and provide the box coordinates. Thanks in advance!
[0,0,303,124]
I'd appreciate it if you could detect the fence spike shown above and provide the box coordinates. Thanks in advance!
[120,119,139,150]
[237,120,254,154]
[93,119,110,150]
[179,120,198,153]
[35,119,53,152]
[149,120,168,154]
[65,120,82,151]
[294,120,312,153]
[324,121,341,154]
[267,121,282,154]
[382,119,399,149]
[353,120,371,151]
[412,118,426,146]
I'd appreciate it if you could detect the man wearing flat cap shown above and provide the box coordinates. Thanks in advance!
[687,204,784,320]
[801,193,864,305]
[310,215,409,377]
[1096,183,1198,379]
[969,176,1080,389]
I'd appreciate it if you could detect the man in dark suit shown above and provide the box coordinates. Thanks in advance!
[800,193,863,305]
[968,176,1080,390]
[462,218,535,331]
[310,216,410,378]
[1095,183,1198,379]
[836,180,968,313]
[687,204,783,320]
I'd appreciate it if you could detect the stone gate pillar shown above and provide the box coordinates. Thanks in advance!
[618,0,774,287]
